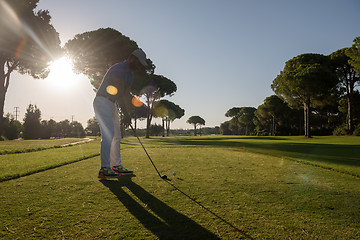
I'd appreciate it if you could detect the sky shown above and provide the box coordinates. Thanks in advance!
[4,0,360,129]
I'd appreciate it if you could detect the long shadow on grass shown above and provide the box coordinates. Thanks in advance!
[101,176,221,239]
[163,180,254,239]
[242,142,360,167]
[156,136,290,149]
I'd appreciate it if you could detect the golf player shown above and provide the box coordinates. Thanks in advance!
[94,49,148,179]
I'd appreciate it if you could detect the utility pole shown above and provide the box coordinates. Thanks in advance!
[71,115,75,122]
[14,107,20,121]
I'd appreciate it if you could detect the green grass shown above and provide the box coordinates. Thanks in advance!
[0,136,359,239]
[152,135,360,177]
[0,140,99,182]
[0,138,96,155]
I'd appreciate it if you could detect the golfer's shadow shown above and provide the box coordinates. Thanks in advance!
[100,176,220,239]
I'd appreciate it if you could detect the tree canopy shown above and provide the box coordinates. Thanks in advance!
[187,116,205,136]
[256,95,288,136]
[346,37,360,74]
[132,74,177,138]
[225,107,242,134]
[23,104,42,139]
[330,48,360,133]
[271,53,338,137]
[153,99,185,136]
[64,28,154,90]
[238,107,256,136]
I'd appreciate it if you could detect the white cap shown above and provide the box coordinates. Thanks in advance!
[131,49,148,67]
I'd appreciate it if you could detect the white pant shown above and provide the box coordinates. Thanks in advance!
[93,96,122,168]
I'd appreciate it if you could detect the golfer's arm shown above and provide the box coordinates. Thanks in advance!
[117,87,132,115]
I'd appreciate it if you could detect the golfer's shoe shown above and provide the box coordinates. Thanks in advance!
[112,166,134,175]
[98,167,119,179]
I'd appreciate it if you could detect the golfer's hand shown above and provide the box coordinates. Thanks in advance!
[122,115,131,128]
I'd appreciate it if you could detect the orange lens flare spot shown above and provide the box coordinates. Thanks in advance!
[132,97,143,107]
[106,85,118,95]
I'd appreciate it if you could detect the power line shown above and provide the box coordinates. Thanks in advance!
[14,107,20,121]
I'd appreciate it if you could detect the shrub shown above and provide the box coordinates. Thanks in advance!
[353,124,360,136]
[333,125,349,136]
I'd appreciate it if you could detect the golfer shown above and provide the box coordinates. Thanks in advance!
[94,49,148,179]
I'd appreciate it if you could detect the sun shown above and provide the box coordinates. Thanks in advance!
[45,56,80,90]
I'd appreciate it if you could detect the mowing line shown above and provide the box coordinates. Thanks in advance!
[0,153,100,182]
[0,138,95,155]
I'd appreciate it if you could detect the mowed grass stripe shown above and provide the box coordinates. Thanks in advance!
[0,141,100,182]
[0,138,95,155]
[134,136,360,177]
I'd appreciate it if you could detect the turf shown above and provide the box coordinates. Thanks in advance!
[0,136,359,239]
[0,138,94,154]
[154,135,360,177]
[0,140,99,182]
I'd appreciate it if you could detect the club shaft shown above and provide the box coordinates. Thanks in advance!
[129,124,162,177]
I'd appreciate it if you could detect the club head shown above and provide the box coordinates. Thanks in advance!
[161,175,171,181]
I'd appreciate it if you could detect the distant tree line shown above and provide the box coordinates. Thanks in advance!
[1,104,86,140]
[1,103,190,140]
[221,37,360,137]
[124,126,219,137]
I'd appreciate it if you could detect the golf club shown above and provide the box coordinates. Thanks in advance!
[128,123,170,181]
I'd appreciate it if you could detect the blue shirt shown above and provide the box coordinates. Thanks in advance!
[96,61,134,102]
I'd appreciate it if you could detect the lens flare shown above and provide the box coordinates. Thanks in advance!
[132,96,143,107]
[1,0,21,27]
[106,85,118,95]
[15,39,27,59]
[1,0,54,60]
[46,56,79,90]
[154,105,168,117]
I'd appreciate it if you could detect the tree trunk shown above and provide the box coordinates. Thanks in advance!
[269,122,272,136]
[299,115,302,136]
[347,87,353,134]
[0,94,4,136]
[0,86,5,136]
[304,103,307,137]
[0,58,18,136]
[166,119,170,136]
[0,57,8,136]
[304,99,311,138]
[145,114,151,138]
[236,118,240,135]
[162,118,165,137]
[194,124,197,136]
[272,115,275,136]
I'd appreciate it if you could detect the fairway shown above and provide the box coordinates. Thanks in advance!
[0,136,359,239]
